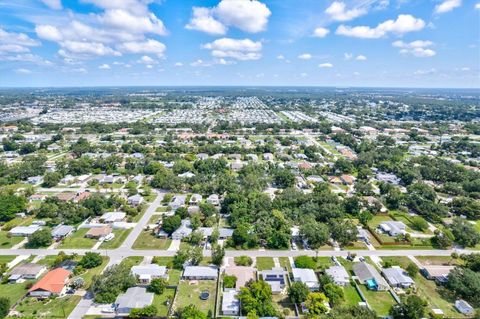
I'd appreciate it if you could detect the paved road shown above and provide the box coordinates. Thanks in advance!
[121,190,166,249]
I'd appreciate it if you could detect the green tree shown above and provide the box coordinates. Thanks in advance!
[330,220,358,246]
[451,218,480,247]
[390,295,427,319]
[288,282,310,304]
[0,297,10,319]
[79,252,102,269]
[224,275,237,289]
[25,228,52,248]
[130,305,157,318]
[406,263,419,278]
[323,283,344,306]
[90,264,136,303]
[305,292,329,317]
[300,220,329,251]
[148,278,167,294]
[294,256,316,269]
[238,280,277,317]
[446,267,480,305]
[177,304,207,319]
[0,192,27,221]
[211,244,225,266]
[326,305,377,319]
[42,172,62,187]
[162,215,181,235]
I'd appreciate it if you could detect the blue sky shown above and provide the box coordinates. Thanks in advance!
[0,0,478,88]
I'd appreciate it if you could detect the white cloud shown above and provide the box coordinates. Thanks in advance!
[336,14,425,38]
[393,40,436,57]
[118,39,166,57]
[98,63,110,69]
[319,63,333,68]
[476,3,480,9]
[277,55,285,60]
[312,27,330,38]
[185,7,227,35]
[61,41,120,56]
[174,62,183,67]
[203,38,262,61]
[138,55,154,64]
[344,52,353,60]
[35,25,63,42]
[42,0,62,10]
[298,53,312,60]
[434,0,461,14]
[356,55,367,60]
[353,71,360,76]
[15,68,31,74]
[414,68,436,75]
[100,9,167,36]
[186,0,271,34]
[325,1,367,21]
[0,28,40,52]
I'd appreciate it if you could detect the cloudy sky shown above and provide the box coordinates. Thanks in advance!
[0,0,478,88]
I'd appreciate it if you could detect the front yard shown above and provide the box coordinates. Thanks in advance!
[99,228,132,249]
[132,230,171,250]
[58,228,96,249]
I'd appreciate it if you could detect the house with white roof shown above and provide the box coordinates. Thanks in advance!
[292,268,319,291]
[100,212,126,223]
[183,266,218,280]
[222,290,240,315]
[115,287,154,316]
[382,267,415,288]
[325,265,350,286]
[379,221,407,237]
[131,264,168,284]
[9,225,41,237]
[455,300,474,315]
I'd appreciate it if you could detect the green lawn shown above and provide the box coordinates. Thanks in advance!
[153,288,175,316]
[99,229,131,249]
[153,256,173,267]
[0,281,30,305]
[359,286,396,316]
[148,215,162,224]
[71,256,109,289]
[0,231,24,248]
[343,285,362,306]
[120,256,143,269]
[175,280,217,315]
[58,228,96,249]
[156,206,168,213]
[272,292,295,317]
[0,255,16,264]
[132,230,171,250]
[36,255,58,268]
[256,257,274,271]
[168,269,182,286]
[279,257,292,272]
[14,295,81,318]
[416,256,463,266]
[315,257,334,271]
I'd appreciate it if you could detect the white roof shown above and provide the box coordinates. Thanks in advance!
[131,264,167,277]
[325,266,350,283]
[115,287,153,310]
[183,266,218,278]
[9,225,41,235]
[222,290,239,313]
[292,268,318,284]
[101,212,126,222]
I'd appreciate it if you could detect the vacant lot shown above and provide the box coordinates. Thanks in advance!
[256,257,274,270]
[15,295,81,318]
[58,228,96,249]
[132,230,171,250]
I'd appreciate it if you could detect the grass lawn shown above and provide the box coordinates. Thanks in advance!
[120,256,143,269]
[153,256,173,267]
[279,257,292,272]
[156,206,168,212]
[153,288,175,316]
[315,257,334,271]
[0,231,24,248]
[0,281,30,305]
[359,286,396,316]
[14,295,81,318]
[256,257,274,271]
[148,215,162,224]
[343,285,362,306]
[272,293,296,317]
[416,256,463,266]
[175,280,217,315]
[168,269,182,286]
[36,255,59,268]
[131,209,146,223]
[58,228,96,249]
[99,229,131,249]
[132,230,171,250]
[0,255,16,264]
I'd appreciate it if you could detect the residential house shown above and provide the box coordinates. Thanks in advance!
[379,221,407,237]
[207,194,220,206]
[51,225,75,240]
[325,266,350,286]
[170,195,186,211]
[171,219,192,240]
[292,268,319,291]
[224,266,256,290]
[455,300,474,315]
[353,262,389,291]
[9,263,46,283]
[115,287,154,317]
[28,268,71,298]
[259,268,287,294]
[100,212,126,223]
[382,267,415,288]
[85,225,112,239]
[9,225,41,237]
[56,192,76,202]
[127,194,144,206]
[131,264,168,284]
[421,265,455,283]
[189,194,203,205]
[183,266,218,280]
[222,290,240,315]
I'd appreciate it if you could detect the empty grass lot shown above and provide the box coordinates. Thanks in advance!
[58,228,96,249]
[15,295,81,318]
[176,280,217,314]
[359,286,396,317]
[256,257,274,270]
[99,228,131,249]
[343,285,362,306]
[0,231,24,248]
[0,280,31,305]
[132,230,171,250]
[120,256,143,269]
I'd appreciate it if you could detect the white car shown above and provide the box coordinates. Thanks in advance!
[103,233,115,242]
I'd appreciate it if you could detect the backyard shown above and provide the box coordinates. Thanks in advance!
[359,286,397,317]
[153,288,175,317]
[175,280,217,315]
[14,295,81,318]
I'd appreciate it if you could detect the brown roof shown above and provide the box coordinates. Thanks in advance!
[56,193,76,202]
[224,266,256,290]
[29,268,71,294]
[75,191,91,202]
[85,226,112,238]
